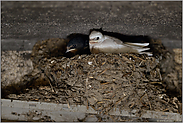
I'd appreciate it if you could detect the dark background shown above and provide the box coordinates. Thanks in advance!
[1,1,182,50]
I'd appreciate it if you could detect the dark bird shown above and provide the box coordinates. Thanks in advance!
[89,29,153,56]
[65,33,91,57]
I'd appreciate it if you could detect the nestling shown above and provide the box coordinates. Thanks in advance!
[89,31,152,56]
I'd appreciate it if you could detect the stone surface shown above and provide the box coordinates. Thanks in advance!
[1,51,33,87]
[1,1,182,41]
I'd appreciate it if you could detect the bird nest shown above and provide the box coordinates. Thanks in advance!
[3,38,182,122]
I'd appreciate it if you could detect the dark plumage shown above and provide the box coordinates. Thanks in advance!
[65,33,91,57]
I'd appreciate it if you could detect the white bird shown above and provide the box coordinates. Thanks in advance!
[89,31,152,56]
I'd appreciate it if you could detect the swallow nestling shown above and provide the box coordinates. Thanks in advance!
[65,33,91,57]
[89,28,152,44]
[89,30,153,56]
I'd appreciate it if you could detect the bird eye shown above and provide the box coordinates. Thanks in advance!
[96,37,99,40]
[72,44,76,48]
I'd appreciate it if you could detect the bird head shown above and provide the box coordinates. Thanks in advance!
[66,37,85,53]
[65,35,90,57]
[89,31,104,44]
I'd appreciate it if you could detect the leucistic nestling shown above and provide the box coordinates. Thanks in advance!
[89,31,152,56]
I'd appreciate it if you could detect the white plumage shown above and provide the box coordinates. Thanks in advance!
[89,31,152,56]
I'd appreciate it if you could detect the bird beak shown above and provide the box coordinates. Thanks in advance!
[65,47,77,53]
[89,39,98,44]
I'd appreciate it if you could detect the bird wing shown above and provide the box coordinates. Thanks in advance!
[106,35,152,56]
[97,36,136,53]
[124,42,149,47]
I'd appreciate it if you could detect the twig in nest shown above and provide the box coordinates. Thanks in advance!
[146,92,152,110]
[162,108,169,112]
[50,72,59,86]
[122,72,132,78]
[85,78,88,92]
[140,92,152,109]
[96,106,104,110]
[129,102,135,108]
[101,58,107,66]
[150,81,162,84]
[109,115,116,122]
[94,55,98,66]
[111,93,116,99]
[104,96,127,115]
[129,71,134,78]
[100,82,111,85]
[43,68,55,92]
[48,79,54,92]
[121,84,131,87]
[105,91,113,94]
[96,114,102,122]
[90,105,97,111]
[86,99,89,110]
[140,93,146,101]
[66,100,70,109]
[115,96,126,105]
[104,104,115,115]
[100,103,113,114]
[156,68,162,81]
[97,101,105,104]
[92,96,98,102]
[98,68,109,76]
[128,54,146,62]
[44,73,55,92]
[139,60,144,66]
[156,99,168,104]
[141,102,148,107]
[103,98,110,101]
[122,56,133,63]
[132,64,136,71]
[172,97,179,109]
